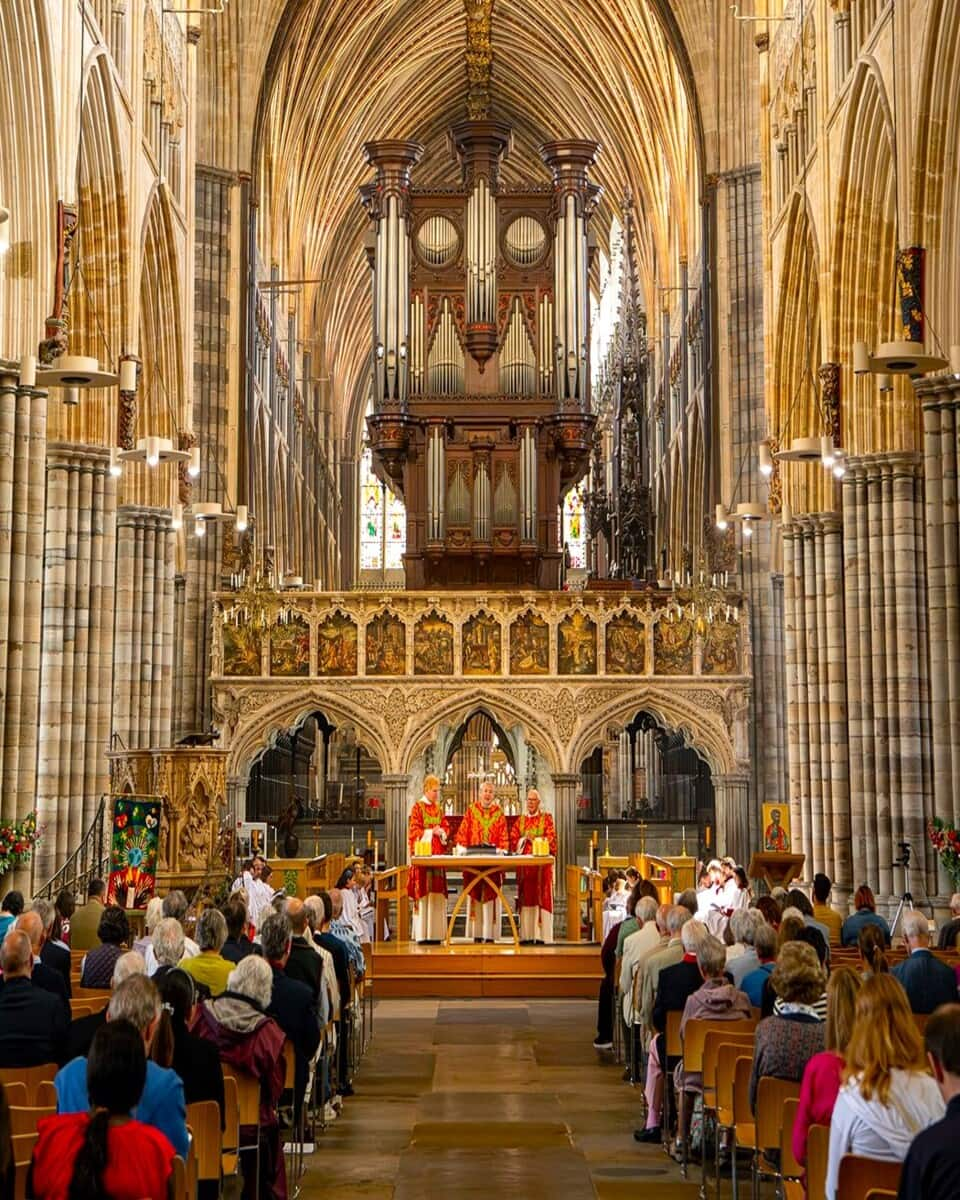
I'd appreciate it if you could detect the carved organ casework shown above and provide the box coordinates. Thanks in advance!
[362,121,600,588]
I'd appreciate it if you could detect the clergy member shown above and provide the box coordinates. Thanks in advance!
[407,774,449,943]
[455,779,508,943]
[512,788,557,944]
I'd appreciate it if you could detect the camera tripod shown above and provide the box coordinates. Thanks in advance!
[889,849,931,939]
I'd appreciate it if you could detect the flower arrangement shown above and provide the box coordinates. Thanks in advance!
[928,817,960,889]
[0,810,42,878]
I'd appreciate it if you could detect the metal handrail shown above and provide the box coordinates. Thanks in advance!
[34,794,109,900]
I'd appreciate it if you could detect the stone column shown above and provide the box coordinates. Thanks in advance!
[551,772,580,899]
[381,773,411,873]
[113,506,176,749]
[842,453,933,899]
[0,370,47,887]
[36,443,118,881]
[917,378,960,859]
[714,772,751,865]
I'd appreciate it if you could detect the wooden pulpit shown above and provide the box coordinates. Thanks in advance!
[374,866,409,942]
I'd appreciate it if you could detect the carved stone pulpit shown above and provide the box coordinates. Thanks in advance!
[108,747,230,893]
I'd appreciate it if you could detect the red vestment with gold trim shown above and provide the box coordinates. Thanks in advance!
[512,810,557,913]
[406,798,449,902]
[455,802,508,902]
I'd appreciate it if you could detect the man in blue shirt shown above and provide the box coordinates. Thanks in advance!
[54,972,188,1158]
[898,1003,960,1200]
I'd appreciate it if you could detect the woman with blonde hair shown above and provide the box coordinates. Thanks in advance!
[792,966,861,1166]
[824,974,944,1200]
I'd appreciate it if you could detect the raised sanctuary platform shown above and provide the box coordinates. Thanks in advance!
[371,941,601,999]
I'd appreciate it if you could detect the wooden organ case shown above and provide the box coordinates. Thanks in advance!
[362,121,599,588]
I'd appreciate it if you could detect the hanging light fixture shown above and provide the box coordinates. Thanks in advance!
[194,515,206,538]
[108,447,122,478]
[715,503,728,531]
[774,435,823,462]
[758,442,773,477]
[187,447,200,478]
[171,501,183,530]
[235,504,248,532]
[820,436,836,468]
[117,436,190,467]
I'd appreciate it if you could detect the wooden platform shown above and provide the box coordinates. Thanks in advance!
[370,940,601,998]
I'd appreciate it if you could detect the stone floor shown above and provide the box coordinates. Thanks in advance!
[298,998,704,1199]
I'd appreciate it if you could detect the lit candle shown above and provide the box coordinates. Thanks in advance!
[350,825,354,848]
[605,824,609,844]
[375,840,379,872]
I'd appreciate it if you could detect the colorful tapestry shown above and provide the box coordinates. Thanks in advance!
[108,796,161,909]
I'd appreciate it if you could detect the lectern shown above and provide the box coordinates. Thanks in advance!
[747,852,805,890]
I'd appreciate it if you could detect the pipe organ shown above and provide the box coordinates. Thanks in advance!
[363,121,599,588]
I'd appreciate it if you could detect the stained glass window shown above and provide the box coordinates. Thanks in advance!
[562,484,587,569]
[359,436,406,575]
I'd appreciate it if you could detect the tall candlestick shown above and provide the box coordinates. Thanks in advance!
[375,840,379,872]
[350,825,354,850]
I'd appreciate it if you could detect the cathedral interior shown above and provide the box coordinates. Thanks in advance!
[4,0,960,1196]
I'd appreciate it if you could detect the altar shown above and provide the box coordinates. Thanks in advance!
[410,852,556,946]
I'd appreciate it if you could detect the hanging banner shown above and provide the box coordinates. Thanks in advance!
[108,795,162,909]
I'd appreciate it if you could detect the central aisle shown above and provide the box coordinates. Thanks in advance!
[302,998,699,1199]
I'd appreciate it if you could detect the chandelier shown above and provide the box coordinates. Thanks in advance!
[221,569,297,630]
[663,566,739,635]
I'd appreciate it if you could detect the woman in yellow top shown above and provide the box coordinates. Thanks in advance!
[180,907,234,996]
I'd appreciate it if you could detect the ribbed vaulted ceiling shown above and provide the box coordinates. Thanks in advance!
[251,0,701,439]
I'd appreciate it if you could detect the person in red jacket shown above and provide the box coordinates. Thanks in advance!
[456,780,508,942]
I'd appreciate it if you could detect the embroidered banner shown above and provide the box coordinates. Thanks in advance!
[108,796,162,909]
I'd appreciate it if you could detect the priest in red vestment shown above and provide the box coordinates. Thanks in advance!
[455,780,508,942]
[512,787,558,944]
[407,774,449,943]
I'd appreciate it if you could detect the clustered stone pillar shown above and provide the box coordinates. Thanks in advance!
[0,370,47,887]
[841,453,933,900]
[782,512,851,895]
[918,377,960,836]
[713,773,751,864]
[113,506,176,749]
[551,772,579,901]
[36,443,118,881]
[381,773,411,874]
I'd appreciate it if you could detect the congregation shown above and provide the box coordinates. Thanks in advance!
[0,862,375,1199]
[594,862,960,1200]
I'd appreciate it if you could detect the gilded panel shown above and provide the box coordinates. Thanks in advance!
[558,610,597,675]
[509,610,549,674]
[270,617,310,677]
[366,611,407,676]
[316,611,358,676]
[222,624,262,676]
[414,611,454,675]
[653,616,694,675]
[702,620,740,676]
[462,611,502,675]
[605,612,646,675]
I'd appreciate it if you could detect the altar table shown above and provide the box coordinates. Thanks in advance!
[410,853,556,947]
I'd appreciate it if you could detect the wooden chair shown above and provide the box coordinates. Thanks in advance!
[0,1064,57,1106]
[281,1040,304,1191]
[864,1192,898,1200]
[186,1099,222,1191]
[12,1131,38,1199]
[34,1081,57,1110]
[715,1041,751,1190]
[9,1106,55,1137]
[661,1009,683,1152]
[170,1154,188,1200]
[730,1055,755,1200]
[701,1030,756,1198]
[222,1068,262,1200]
[806,1123,831,1200]
[837,1155,903,1200]
[221,1074,241,1178]
[72,986,111,1010]
[680,1017,756,1177]
[752,1076,801,1197]
[780,1097,805,1200]
[1,1083,28,1108]
[69,1000,93,1019]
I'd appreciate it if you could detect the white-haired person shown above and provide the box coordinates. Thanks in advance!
[132,896,164,960]
[891,909,958,1014]
[143,892,199,975]
[193,955,287,1199]
[68,950,147,1061]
